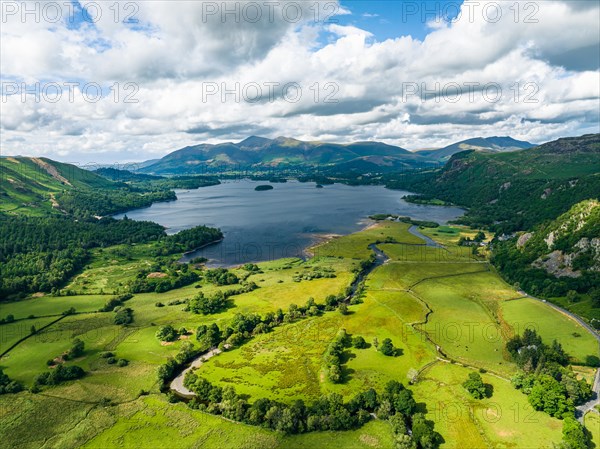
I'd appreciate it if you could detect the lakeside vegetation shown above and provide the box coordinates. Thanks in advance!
[1,134,599,448]
[2,219,597,448]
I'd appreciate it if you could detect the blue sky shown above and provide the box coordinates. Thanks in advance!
[337,1,462,40]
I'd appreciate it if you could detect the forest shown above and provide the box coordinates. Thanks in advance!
[0,215,222,299]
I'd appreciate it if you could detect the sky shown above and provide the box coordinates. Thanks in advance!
[1,0,599,163]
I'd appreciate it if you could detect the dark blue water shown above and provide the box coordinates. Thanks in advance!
[115,180,463,266]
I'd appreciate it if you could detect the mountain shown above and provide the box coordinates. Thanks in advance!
[139,136,434,174]
[0,157,122,214]
[386,134,600,232]
[0,157,177,217]
[418,136,535,161]
[492,199,600,310]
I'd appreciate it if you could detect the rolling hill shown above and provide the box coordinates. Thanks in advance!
[417,136,535,161]
[138,136,435,174]
[0,157,122,215]
[386,134,600,232]
[0,157,176,217]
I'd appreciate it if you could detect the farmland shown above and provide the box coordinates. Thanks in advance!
[1,221,598,448]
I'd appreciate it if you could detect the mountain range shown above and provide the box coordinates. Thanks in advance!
[138,135,534,175]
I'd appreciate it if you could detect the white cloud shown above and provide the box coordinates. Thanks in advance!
[0,0,598,162]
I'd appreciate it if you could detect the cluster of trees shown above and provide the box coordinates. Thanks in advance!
[325,330,353,383]
[506,329,570,370]
[188,282,258,315]
[189,291,230,315]
[156,325,188,342]
[0,368,23,395]
[242,263,261,273]
[99,294,133,312]
[562,416,592,449]
[457,232,486,246]
[183,373,440,446]
[0,215,165,298]
[160,226,223,255]
[157,342,199,385]
[292,267,336,282]
[33,364,85,389]
[507,330,593,419]
[129,269,199,294]
[101,351,129,367]
[94,168,220,190]
[55,188,176,217]
[0,314,15,325]
[47,338,85,366]
[203,268,239,286]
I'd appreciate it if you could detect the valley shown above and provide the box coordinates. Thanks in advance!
[1,134,599,449]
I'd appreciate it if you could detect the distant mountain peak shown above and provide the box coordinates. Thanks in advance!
[237,136,272,148]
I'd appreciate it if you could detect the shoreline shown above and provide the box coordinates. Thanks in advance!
[304,219,380,258]
[181,237,225,257]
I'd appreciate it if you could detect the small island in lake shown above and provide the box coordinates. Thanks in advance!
[255,185,274,191]
[316,184,324,189]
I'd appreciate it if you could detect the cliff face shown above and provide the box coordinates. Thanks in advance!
[522,200,600,278]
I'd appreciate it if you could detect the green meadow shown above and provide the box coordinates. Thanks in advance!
[1,221,598,448]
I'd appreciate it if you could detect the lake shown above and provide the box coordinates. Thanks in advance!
[115,180,464,266]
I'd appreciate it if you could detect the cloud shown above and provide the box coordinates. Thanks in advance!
[0,0,598,162]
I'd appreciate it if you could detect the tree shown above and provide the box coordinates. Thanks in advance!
[379,338,396,356]
[66,338,85,359]
[407,368,419,384]
[463,372,487,399]
[566,290,580,303]
[528,375,575,418]
[338,303,349,315]
[0,369,23,395]
[372,337,379,349]
[590,288,600,308]
[473,231,486,242]
[189,291,228,315]
[328,364,342,383]
[562,416,590,449]
[352,336,368,349]
[156,325,179,342]
[114,308,133,325]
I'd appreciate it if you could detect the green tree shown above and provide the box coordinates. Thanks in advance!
[561,416,590,449]
[379,338,396,356]
[156,325,179,342]
[462,372,487,399]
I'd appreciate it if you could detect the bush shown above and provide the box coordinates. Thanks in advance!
[117,359,129,367]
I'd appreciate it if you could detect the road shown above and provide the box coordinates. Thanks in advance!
[518,291,600,422]
[169,348,221,397]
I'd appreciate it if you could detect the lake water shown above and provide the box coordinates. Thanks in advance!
[115,180,464,266]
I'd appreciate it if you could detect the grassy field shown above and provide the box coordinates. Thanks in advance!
[412,363,563,449]
[585,412,600,448]
[501,298,599,365]
[1,220,598,448]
